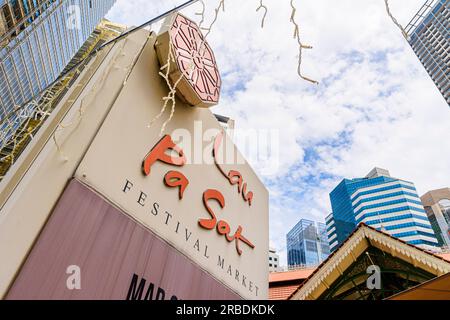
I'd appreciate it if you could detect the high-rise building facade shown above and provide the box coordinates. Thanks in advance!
[325,213,338,250]
[327,168,438,252]
[287,219,330,267]
[421,188,450,248]
[405,0,449,106]
[0,19,125,179]
[0,0,116,121]
[269,248,280,272]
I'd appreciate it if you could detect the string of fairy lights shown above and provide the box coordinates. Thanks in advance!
[0,0,316,157]
[151,0,318,137]
[148,20,185,137]
[256,0,268,28]
[150,0,228,137]
[0,0,407,180]
[289,0,318,85]
[52,38,129,161]
[384,0,409,39]
[0,0,199,177]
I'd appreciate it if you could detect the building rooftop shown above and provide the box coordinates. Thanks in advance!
[289,223,450,300]
[365,167,391,179]
[269,268,316,300]
[438,252,450,262]
[269,283,302,301]
[269,268,316,283]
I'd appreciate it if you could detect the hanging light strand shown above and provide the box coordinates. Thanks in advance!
[256,0,268,29]
[150,0,226,137]
[195,0,206,28]
[52,38,129,161]
[290,0,318,85]
[384,0,408,39]
[150,23,186,137]
[0,1,200,180]
[201,0,225,39]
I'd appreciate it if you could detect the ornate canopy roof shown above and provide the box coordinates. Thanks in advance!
[289,224,450,300]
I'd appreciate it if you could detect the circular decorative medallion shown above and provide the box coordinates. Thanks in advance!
[156,13,221,108]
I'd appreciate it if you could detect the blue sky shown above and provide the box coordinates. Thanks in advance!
[107,0,450,266]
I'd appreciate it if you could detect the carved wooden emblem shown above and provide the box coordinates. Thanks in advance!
[156,13,221,108]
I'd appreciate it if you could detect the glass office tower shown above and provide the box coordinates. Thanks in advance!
[287,219,330,267]
[0,0,117,121]
[405,0,449,106]
[327,168,438,252]
[0,19,125,179]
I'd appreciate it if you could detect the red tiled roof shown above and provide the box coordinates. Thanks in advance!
[268,269,316,300]
[269,284,301,300]
[438,252,450,262]
[269,268,315,283]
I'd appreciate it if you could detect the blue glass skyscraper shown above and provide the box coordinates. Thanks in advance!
[0,0,116,120]
[287,219,330,267]
[405,0,449,106]
[327,168,438,252]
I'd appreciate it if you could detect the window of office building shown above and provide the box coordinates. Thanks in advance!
[439,199,450,223]
[1,4,15,30]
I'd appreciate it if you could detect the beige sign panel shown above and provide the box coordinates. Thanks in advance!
[0,30,153,298]
[74,35,269,298]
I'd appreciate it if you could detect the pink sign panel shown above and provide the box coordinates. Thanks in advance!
[7,179,240,300]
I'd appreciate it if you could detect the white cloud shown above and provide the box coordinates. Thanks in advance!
[108,0,450,267]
